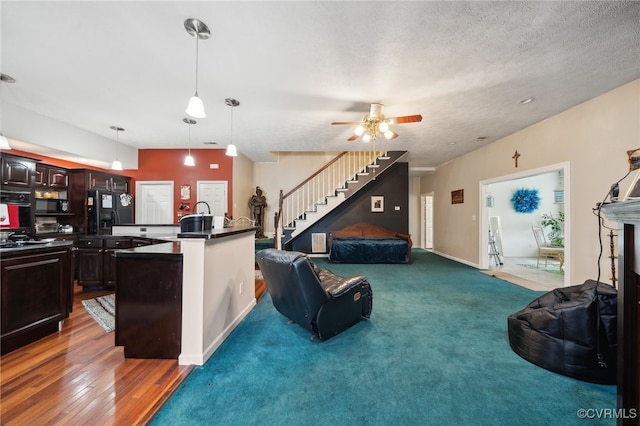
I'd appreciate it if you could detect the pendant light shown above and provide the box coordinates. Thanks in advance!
[110,126,124,170]
[183,118,196,166]
[184,18,210,119]
[225,98,239,157]
[0,132,11,150]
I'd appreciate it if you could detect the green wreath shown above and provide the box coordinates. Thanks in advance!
[511,188,540,213]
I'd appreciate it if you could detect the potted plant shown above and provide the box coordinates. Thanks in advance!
[541,211,565,247]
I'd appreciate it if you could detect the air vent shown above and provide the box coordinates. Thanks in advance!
[311,233,326,253]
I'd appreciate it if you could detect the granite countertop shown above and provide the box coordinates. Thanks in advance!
[0,240,74,256]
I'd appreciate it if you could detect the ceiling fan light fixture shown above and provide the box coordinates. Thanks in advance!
[384,130,396,140]
[354,125,364,136]
[379,121,390,133]
[362,134,372,143]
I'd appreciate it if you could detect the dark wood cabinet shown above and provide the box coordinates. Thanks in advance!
[35,164,47,187]
[35,164,69,189]
[77,236,131,289]
[1,244,73,355]
[601,201,640,425]
[115,244,183,358]
[2,155,35,188]
[104,238,132,287]
[48,168,69,188]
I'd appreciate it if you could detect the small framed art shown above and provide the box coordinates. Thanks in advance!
[371,196,384,212]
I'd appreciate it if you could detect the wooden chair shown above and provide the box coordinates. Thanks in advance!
[532,226,564,272]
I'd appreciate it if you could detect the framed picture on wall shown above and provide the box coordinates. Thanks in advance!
[181,184,191,201]
[371,196,384,212]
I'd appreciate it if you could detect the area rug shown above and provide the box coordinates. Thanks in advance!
[517,263,564,274]
[81,294,115,332]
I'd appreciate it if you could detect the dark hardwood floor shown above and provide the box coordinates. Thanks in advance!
[0,286,193,425]
[1,276,266,425]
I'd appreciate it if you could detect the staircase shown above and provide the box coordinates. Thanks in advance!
[276,150,408,248]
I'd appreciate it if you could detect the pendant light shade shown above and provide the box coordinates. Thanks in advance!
[110,126,124,170]
[0,132,11,150]
[184,18,210,119]
[225,144,237,157]
[225,98,239,157]
[183,118,196,166]
[186,93,206,119]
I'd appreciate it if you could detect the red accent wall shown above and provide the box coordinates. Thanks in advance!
[2,147,234,224]
[126,149,233,224]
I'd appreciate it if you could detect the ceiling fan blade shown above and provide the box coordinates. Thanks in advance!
[347,134,360,141]
[386,114,422,124]
[331,121,360,125]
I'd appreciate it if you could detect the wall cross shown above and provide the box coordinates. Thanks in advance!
[512,150,521,168]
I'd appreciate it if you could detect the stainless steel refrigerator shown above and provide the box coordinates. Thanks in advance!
[87,190,134,235]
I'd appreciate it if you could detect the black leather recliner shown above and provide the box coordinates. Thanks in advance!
[255,248,373,340]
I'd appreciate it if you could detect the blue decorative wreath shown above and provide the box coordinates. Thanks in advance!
[511,188,540,213]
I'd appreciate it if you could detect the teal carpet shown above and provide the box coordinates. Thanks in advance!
[151,250,615,426]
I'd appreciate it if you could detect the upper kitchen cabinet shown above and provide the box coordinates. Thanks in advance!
[1,154,36,188]
[35,164,69,189]
[82,170,130,193]
[69,169,131,193]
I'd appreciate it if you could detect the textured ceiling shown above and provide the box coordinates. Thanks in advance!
[1,1,639,171]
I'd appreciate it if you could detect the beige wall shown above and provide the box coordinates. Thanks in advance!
[231,153,254,218]
[421,78,640,284]
[253,151,341,237]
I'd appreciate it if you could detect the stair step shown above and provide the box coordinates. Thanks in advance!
[346,180,358,184]
[368,164,380,168]
[357,172,370,176]
[336,188,348,192]
[378,156,390,160]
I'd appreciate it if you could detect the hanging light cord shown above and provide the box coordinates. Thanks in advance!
[230,106,234,145]
[188,121,192,154]
[194,34,199,95]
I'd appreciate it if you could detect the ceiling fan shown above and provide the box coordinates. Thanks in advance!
[331,103,422,142]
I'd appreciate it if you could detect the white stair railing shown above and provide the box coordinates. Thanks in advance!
[277,151,385,237]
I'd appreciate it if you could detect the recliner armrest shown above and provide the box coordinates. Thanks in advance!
[318,269,368,298]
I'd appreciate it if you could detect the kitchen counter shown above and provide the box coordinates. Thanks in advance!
[113,226,257,364]
[0,240,74,257]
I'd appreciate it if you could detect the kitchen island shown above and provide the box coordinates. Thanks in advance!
[114,226,257,365]
[1,240,74,354]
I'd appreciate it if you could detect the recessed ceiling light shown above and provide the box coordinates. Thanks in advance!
[477,136,488,140]
[519,97,535,105]
[202,141,218,145]
[448,141,456,145]
[0,73,16,83]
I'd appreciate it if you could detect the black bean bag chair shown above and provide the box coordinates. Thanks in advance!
[507,279,617,384]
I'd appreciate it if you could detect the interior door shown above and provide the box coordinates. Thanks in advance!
[425,194,433,249]
[135,181,174,224]
[196,181,228,217]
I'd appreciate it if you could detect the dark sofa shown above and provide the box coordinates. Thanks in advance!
[328,222,412,264]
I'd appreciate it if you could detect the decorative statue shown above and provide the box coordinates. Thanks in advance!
[249,186,268,238]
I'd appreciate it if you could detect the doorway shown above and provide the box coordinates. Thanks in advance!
[196,181,228,217]
[421,192,434,249]
[135,181,174,224]
[479,162,570,287]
